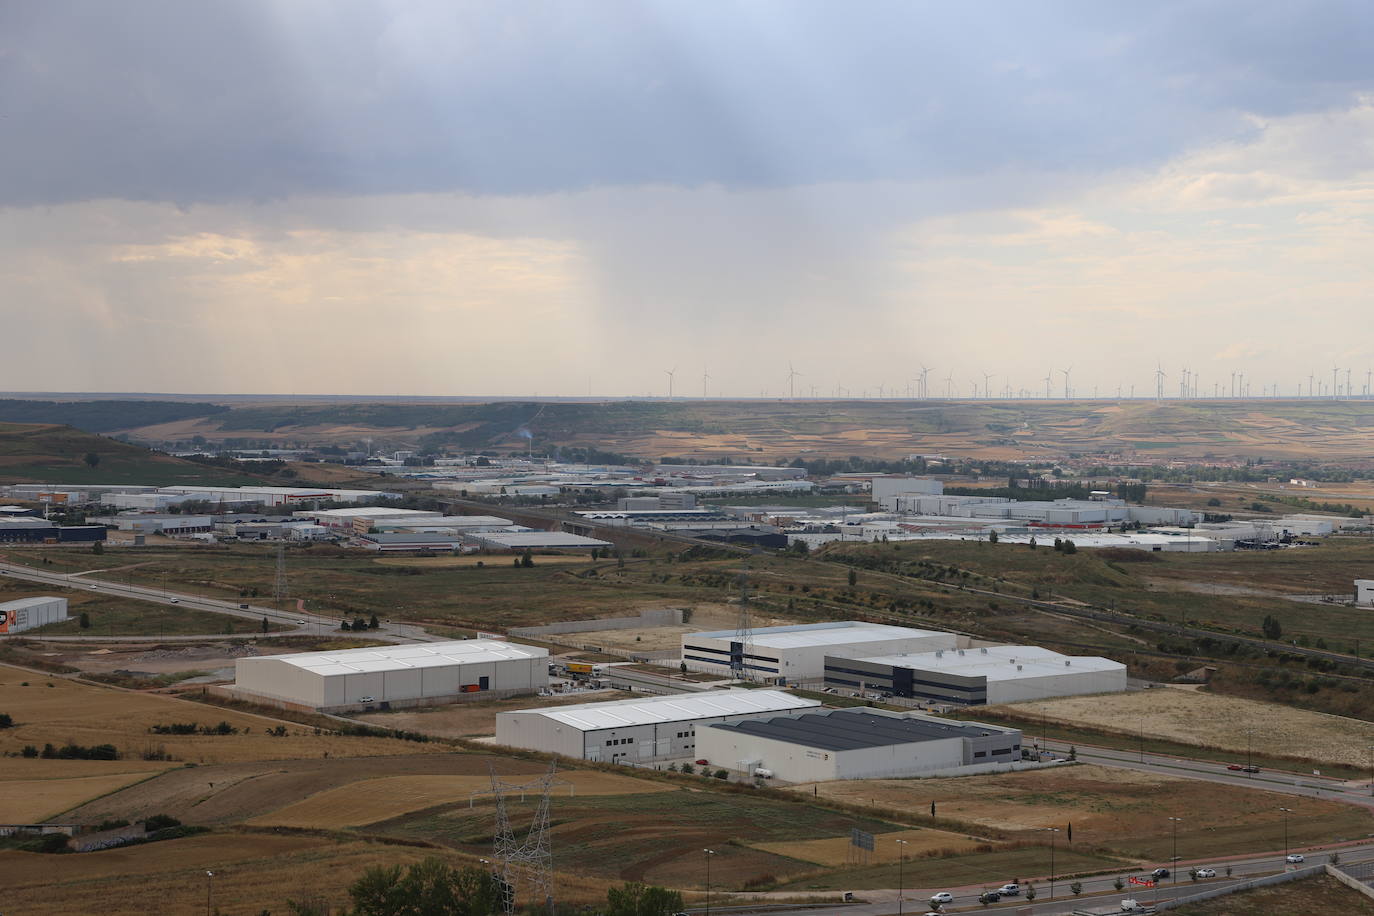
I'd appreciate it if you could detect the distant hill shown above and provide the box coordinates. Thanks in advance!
[115,398,1374,463]
[0,398,227,433]
[0,422,265,486]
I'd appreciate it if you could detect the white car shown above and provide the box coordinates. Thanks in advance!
[1194,867,1216,878]
[358,696,375,703]
[1285,853,1304,863]
[169,598,179,604]
[998,883,1021,896]
[930,892,953,904]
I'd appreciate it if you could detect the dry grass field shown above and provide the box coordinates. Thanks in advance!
[998,688,1374,768]
[0,831,618,915]
[1172,874,1374,915]
[0,770,169,823]
[800,765,1373,861]
[248,771,670,829]
[61,754,542,826]
[374,555,594,568]
[0,663,442,766]
[752,826,982,865]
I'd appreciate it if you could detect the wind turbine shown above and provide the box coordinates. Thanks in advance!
[1060,366,1073,400]
[969,378,979,399]
[665,366,677,399]
[919,366,932,399]
[944,373,955,398]
[1155,363,1166,402]
[1332,366,1340,400]
[1043,372,1053,399]
[702,368,711,398]
[983,372,994,400]
[787,362,802,400]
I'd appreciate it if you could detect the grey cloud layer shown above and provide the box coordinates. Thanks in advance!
[3,0,1373,206]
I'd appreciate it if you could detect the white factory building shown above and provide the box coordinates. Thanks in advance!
[233,640,548,711]
[871,475,945,509]
[161,485,402,506]
[825,645,1127,706]
[698,707,1024,782]
[1357,580,1374,608]
[0,596,68,635]
[494,689,818,763]
[297,506,445,530]
[682,621,959,682]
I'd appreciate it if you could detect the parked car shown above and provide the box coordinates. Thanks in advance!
[359,696,375,703]
[1286,853,1304,863]
[929,892,953,904]
[1194,868,1217,878]
[1151,867,1170,879]
[977,891,1001,904]
[998,883,1021,896]
[695,759,709,766]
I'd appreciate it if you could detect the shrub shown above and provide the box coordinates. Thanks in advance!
[0,712,13,729]
[713,769,729,779]
[143,814,181,832]
[96,819,131,832]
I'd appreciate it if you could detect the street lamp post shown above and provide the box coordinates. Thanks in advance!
[1367,745,1374,797]
[1045,827,1060,899]
[895,838,908,916]
[704,848,715,916]
[1279,807,1292,862]
[1167,817,1182,888]
[205,870,214,916]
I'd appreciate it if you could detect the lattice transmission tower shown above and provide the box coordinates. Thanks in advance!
[490,761,557,915]
[733,553,757,681]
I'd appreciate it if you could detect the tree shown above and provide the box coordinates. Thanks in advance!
[847,568,857,587]
[605,882,685,916]
[1262,615,1283,640]
[83,451,100,469]
[987,530,998,544]
[369,613,380,629]
[1024,884,1036,901]
[261,616,270,633]
[521,549,534,568]
[1063,540,1077,554]
[1114,877,1125,891]
[91,540,104,554]
[341,618,352,631]
[79,611,91,629]
[344,858,502,916]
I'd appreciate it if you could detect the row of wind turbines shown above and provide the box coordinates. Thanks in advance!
[659,364,1374,401]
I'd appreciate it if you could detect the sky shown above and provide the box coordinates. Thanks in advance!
[3,0,1374,399]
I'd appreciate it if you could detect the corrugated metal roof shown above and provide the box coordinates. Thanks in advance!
[857,645,1126,681]
[512,689,818,731]
[267,639,546,674]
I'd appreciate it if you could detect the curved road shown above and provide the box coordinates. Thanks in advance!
[0,558,435,644]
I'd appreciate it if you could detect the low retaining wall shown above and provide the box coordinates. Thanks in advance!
[1327,863,1374,902]
[1155,864,1323,910]
[509,607,684,638]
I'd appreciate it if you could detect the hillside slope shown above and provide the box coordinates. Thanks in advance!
[0,422,264,486]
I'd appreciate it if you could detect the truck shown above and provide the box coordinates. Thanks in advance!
[565,662,605,677]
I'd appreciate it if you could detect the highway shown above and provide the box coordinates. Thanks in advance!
[0,557,435,644]
[733,846,1374,916]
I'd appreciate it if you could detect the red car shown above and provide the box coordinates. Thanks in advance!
[695,759,709,766]
[1226,764,1244,771]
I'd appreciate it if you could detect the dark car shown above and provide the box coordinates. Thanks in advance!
[1151,868,1170,879]
[977,891,1001,904]
[1242,765,1260,773]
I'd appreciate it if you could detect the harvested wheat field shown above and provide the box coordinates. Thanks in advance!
[995,687,1374,768]
[248,770,669,828]
[0,663,442,764]
[0,831,615,915]
[0,770,169,823]
[375,555,593,568]
[800,765,1373,861]
[752,827,981,866]
[60,753,544,827]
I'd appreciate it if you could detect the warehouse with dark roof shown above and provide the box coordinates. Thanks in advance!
[696,706,1022,781]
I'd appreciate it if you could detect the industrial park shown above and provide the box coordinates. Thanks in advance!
[9,2,1374,914]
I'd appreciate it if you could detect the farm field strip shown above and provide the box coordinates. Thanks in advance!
[246,771,671,829]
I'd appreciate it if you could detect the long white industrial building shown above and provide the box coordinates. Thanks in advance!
[0,596,68,635]
[233,640,547,711]
[494,689,819,763]
[824,645,1127,705]
[698,707,1023,782]
[682,621,958,682]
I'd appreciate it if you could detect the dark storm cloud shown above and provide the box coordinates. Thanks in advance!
[2,0,1372,206]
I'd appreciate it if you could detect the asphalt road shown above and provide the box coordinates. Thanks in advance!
[0,558,435,644]
[746,845,1373,916]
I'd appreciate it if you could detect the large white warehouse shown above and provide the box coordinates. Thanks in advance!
[233,640,547,711]
[0,596,68,635]
[682,621,958,682]
[494,689,819,763]
[699,707,1023,782]
[824,645,1127,705]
